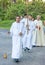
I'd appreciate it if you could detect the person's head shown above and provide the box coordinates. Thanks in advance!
[43,20,45,26]
[20,16,23,19]
[16,16,20,23]
[24,14,28,18]
[36,15,41,20]
[32,17,34,21]
[28,15,32,20]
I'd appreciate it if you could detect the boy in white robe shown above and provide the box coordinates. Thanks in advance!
[10,16,24,62]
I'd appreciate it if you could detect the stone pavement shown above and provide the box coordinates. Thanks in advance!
[0,29,45,65]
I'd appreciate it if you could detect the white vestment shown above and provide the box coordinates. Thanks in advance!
[21,18,28,49]
[22,19,35,49]
[35,20,45,46]
[10,22,24,59]
[31,21,37,46]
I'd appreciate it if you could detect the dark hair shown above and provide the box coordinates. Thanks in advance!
[16,16,20,18]
[29,14,32,17]
[24,13,27,16]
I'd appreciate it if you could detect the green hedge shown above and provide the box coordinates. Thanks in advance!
[0,1,45,20]
[0,1,45,29]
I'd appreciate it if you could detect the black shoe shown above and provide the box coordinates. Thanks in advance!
[15,59,20,62]
[26,47,31,53]
[26,47,30,50]
[33,45,36,47]
[24,48,26,51]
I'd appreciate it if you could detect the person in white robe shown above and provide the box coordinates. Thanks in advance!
[35,15,45,46]
[22,15,35,51]
[32,20,37,47]
[43,20,45,34]
[20,14,28,49]
[31,17,37,47]
[21,14,28,24]
[10,16,25,62]
[28,15,36,47]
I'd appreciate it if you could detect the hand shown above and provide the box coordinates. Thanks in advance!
[27,28,30,30]
[26,24,29,28]
[39,26,41,30]
[19,32,23,36]
[7,31,10,34]
[26,25,30,30]
[36,26,38,28]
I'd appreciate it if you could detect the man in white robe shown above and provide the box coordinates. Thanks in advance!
[22,15,35,51]
[21,14,28,24]
[34,15,45,46]
[31,18,37,47]
[10,16,24,62]
[21,14,28,50]
[43,21,45,34]
[28,15,36,47]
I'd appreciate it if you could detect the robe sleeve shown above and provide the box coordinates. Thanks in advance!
[30,22,35,31]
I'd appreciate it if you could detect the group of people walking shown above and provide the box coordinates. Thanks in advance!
[10,14,45,62]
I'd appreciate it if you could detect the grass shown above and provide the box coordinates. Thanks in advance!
[0,20,44,30]
[0,20,15,29]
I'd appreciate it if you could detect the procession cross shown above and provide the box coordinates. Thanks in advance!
[25,0,30,34]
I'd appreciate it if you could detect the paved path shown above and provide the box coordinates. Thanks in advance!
[0,29,45,65]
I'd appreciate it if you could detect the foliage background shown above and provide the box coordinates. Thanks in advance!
[0,0,45,29]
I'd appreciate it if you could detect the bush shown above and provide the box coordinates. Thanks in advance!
[0,1,45,20]
[0,1,45,29]
[5,3,26,20]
